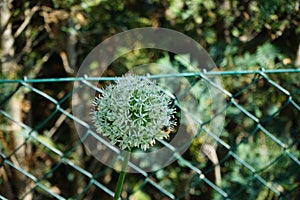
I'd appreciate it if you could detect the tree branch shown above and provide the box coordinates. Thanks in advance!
[14,4,41,38]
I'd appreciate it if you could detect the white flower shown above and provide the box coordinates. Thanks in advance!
[91,74,176,151]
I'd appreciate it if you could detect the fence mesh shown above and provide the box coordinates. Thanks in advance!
[0,68,299,200]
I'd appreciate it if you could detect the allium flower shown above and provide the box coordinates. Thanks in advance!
[92,74,176,151]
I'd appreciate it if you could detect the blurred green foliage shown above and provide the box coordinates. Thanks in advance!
[0,0,299,199]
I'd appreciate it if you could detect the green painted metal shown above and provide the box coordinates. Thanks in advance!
[0,68,299,199]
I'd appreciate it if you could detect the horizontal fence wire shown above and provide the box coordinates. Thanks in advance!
[0,68,299,199]
[1,68,300,83]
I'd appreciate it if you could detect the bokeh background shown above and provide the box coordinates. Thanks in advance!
[1,0,300,199]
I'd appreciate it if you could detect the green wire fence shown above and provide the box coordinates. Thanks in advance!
[0,68,299,199]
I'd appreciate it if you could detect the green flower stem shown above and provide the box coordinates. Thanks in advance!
[114,151,131,200]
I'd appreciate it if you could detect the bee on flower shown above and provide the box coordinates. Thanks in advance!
[91,73,177,151]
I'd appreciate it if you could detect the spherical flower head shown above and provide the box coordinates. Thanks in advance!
[91,74,176,151]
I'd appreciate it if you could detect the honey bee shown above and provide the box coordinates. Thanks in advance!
[162,126,174,136]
